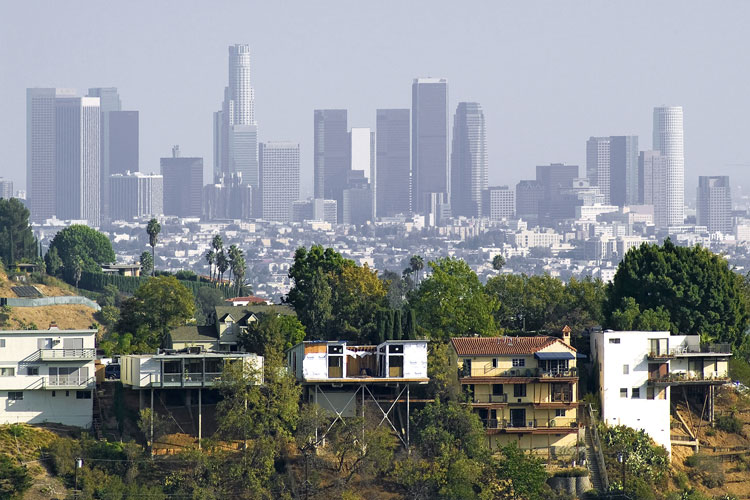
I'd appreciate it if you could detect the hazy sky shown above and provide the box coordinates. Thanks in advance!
[2,1,749,200]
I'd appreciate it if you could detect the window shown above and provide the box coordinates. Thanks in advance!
[0,368,14,377]
[65,391,70,397]
[622,364,629,375]
[609,338,621,344]
[51,391,56,397]
[492,358,498,369]
[647,387,655,400]
[620,388,628,398]
[328,345,343,354]
[632,388,640,398]
[0,339,5,348]
[76,391,92,399]
[555,409,566,417]
[492,384,503,396]
[27,367,39,376]
[512,358,525,367]
[513,384,527,398]
[388,344,404,353]
[8,392,22,401]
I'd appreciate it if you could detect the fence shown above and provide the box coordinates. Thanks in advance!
[0,296,101,311]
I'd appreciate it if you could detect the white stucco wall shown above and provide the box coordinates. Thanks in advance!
[403,342,428,378]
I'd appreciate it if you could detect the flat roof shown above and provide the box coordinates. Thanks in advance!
[0,329,97,335]
[125,352,260,359]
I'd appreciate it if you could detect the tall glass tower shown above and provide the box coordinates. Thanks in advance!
[412,78,448,214]
[653,106,685,227]
[451,102,487,218]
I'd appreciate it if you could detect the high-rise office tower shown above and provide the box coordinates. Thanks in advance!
[160,146,203,218]
[314,109,348,219]
[291,199,337,224]
[109,171,163,221]
[697,176,732,233]
[586,137,610,204]
[375,109,411,217]
[214,45,258,187]
[0,179,13,200]
[536,163,579,224]
[203,173,254,221]
[638,150,667,224]
[609,136,639,207]
[451,102,487,218]
[55,96,101,225]
[653,106,685,227]
[259,142,300,222]
[88,87,139,223]
[27,88,73,222]
[412,78,448,213]
[515,180,544,220]
[482,186,514,220]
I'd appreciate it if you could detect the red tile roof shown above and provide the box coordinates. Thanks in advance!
[451,336,574,356]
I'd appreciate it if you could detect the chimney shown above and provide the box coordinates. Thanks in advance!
[561,325,571,346]
[49,321,59,330]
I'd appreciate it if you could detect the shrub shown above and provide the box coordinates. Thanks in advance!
[716,414,743,434]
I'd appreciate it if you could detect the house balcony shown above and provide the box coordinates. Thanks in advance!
[480,418,578,434]
[648,372,730,387]
[39,349,96,361]
[148,372,224,388]
[672,343,732,357]
[471,394,508,405]
[43,376,95,389]
[459,367,577,383]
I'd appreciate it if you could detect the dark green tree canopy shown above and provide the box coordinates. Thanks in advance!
[606,239,750,346]
[0,197,37,268]
[46,224,115,280]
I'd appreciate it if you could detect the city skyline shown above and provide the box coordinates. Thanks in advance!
[4,2,749,199]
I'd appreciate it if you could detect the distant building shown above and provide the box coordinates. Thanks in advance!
[314,109,349,220]
[55,96,101,226]
[653,106,685,227]
[697,176,731,233]
[259,142,300,222]
[292,198,337,224]
[482,186,514,220]
[638,150,667,226]
[343,186,373,225]
[586,136,610,204]
[0,327,96,427]
[109,171,163,221]
[610,136,639,207]
[536,163,579,225]
[160,146,203,218]
[0,178,13,199]
[412,78,449,214]
[375,109,411,217]
[515,180,544,220]
[451,102,487,218]
[203,173,253,221]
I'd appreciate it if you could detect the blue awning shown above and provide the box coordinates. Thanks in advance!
[534,351,575,360]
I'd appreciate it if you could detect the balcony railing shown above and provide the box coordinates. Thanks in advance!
[671,344,732,355]
[472,394,508,404]
[44,376,95,389]
[39,348,95,361]
[152,372,224,387]
[480,418,577,430]
[460,367,577,379]
[551,393,574,403]
[648,372,730,385]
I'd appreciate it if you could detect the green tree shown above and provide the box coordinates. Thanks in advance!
[287,245,350,318]
[0,453,32,499]
[410,257,499,340]
[115,276,196,349]
[194,286,226,325]
[393,309,403,340]
[239,312,306,355]
[139,251,153,276]
[410,255,425,284]
[228,245,246,296]
[46,224,115,282]
[606,239,750,345]
[216,250,228,283]
[205,249,216,281]
[0,198,37,268]
[492,254,506,271]
[44,246,63,276]
[495,442,548,500]
[427,341,459,401]
[146,218,161,276]
[404,308,417,340]
[306,268,333,338]
[384,309,394,341]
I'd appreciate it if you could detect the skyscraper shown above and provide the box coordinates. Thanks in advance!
[0,179,13,200]
[653,106,685,227]
[375,109,410,217]
[314,109,348,219]
[160,146,203,218]
[109,171,163,221]
[536,163,579,224]
[638,150,667,225]
[482,186,514,221]
[586,137,610,204]
[203,173,253,221]
[609,136,639,207]
[214,45,258,188]
[27,88,72,223]
[412,78,448,213]
[515,180,544,220]
[89,87,139,223]
[259,142,300,222]
[451,102,487,218]
[697,176,732,233]
[55,96,101,225]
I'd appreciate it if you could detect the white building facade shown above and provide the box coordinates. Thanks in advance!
[0,328,96,427]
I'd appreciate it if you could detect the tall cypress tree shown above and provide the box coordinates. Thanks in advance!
[405,308,417,340]
[393,309,403,340]
[384,310,394,341]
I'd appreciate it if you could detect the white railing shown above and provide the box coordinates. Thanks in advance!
[39,349,96,361]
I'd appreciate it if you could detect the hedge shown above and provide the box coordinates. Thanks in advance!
[78,271,233,298]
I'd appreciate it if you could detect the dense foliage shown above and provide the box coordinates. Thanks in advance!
[0,197,38,268]
[606,239,750,346]
[46,225,115,281]
[0,452,31,499]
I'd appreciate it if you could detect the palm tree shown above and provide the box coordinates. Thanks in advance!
[229,246,246,296]
[409,255,424,284]
[146,218,161,276]
[212,235,223,254]
[227,244,241,285]
[216,250,229,284]
[492,254,505,271]
[205,250,216,282]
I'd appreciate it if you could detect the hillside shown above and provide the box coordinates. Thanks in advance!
[0,267,98,331]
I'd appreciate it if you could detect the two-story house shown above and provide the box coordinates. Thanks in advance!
[590,330,731,456]
[0,326,96,427]
[450,331,579,454]
[166,304,295,351]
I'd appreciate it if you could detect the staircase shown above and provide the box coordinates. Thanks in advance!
[582,405,609,493]
[92,387,104,440]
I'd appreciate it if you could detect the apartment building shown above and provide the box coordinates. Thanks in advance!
[450,331,579,453]
[0,326,96,427]
[590,330,731,455]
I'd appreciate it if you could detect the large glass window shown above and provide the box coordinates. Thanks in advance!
[513,384,527,398]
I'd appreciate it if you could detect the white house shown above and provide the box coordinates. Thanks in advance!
[590,330,731,456]
[0,327,96,427]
